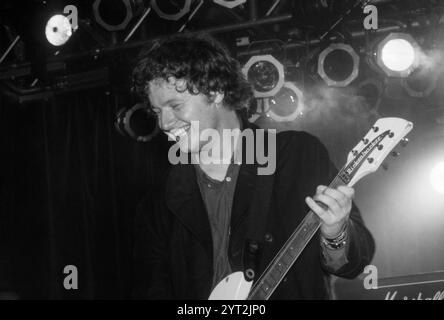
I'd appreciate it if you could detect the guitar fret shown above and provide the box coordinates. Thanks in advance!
[266,270,278,283]
[280,253,292,266]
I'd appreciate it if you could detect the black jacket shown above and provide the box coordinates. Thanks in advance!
[133,121,375,299]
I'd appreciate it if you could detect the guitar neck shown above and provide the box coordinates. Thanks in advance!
[248,174,347,300]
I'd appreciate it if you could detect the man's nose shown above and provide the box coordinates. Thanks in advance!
[159,108,176,131]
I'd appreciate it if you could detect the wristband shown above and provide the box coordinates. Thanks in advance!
[321,223,348,250]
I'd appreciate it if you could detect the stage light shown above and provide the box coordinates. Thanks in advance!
[151,0,191,21]
[242,55,284,98]
[115,103,159,142]
[45,14,73,46]
[93,0,133,31]
[401,67,439,98]
[430,162,444,195]
[317,43,360,87]
[374,33,419,78]
[381,39,414,71]
[356,78,384,111]
[265,82,305,122]
[213,0,246,9]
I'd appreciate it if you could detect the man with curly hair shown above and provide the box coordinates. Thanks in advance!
[132,33,375,299]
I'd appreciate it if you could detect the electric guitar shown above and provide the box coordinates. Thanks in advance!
[209,117,413,300]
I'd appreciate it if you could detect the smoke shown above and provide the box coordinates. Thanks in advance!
[255,82,381,165]
[417,48,444,71]
[258,82,379,136]
[305,85,379,124]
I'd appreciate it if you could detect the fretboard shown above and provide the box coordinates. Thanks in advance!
[247,173,347,300]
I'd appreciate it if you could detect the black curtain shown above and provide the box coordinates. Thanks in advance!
[0,89,169,299]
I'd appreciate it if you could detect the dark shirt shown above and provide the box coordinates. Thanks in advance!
[195,162,240,288]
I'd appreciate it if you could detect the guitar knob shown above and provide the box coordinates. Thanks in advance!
[362,138,369,144]
[245,268,255,281]
[372,126,379,132]
[389,132,395,138]
[377,145,383,150]
[401,138,409,147]
[352,150,358,156]
[367,158,374,164]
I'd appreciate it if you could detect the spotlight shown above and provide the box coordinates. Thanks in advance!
[430,162,444,195]
[213,0,246,9]
[356,78,384,111]
[151,0,191,21]
[93,0,133,31]
[317,43,360,87]
[45,14,73,46]
[373,33,419,78]
[242,55,285,98]
[401,67,439,98]
[265,82,305,122]
[115,103,159,142]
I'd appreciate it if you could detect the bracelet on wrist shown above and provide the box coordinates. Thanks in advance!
[321,222,348,250]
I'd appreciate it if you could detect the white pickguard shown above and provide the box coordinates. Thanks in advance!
[208,271,252,300]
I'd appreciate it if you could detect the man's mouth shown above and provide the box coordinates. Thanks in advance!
[166,125,190,141]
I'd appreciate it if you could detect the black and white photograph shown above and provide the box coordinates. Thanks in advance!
[0,0,443,305]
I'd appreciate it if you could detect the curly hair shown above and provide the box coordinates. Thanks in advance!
[132,33,254,116]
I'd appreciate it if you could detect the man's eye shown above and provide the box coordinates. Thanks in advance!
[172,104,183,110]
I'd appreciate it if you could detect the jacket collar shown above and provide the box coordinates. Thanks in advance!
[165,117,260,254]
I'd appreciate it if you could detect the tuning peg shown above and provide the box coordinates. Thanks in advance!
[388,132,395,138]
[372,126,379,132]
[391,151,400,157]
[401,138,409,147]
[367,157,374,164]
[377,145,384,150]
[382,163,389,170]
[362,138,369,144]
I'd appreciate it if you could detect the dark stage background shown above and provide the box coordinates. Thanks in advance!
[0,91,170,299]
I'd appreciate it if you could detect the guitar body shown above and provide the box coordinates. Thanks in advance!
[208,272,252,300]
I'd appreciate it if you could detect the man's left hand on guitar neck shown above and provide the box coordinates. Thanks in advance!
[305,185,354,239]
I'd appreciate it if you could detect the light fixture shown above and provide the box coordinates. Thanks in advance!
[151,0,191,21]
[115,103,159,142]
[264,82,305,122]
[430,162,444,195]
[401,67,439,98]
[45,14,73,46]
[317,43,360,87]
[93,0,133,31]
[213,0,246,9]
[242,55,285,98]
[373,33,419,78]
[356,78,384,112]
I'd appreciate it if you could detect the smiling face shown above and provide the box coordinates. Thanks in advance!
[148,78,221,154]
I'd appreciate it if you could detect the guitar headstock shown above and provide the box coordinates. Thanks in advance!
[341,118,413,187]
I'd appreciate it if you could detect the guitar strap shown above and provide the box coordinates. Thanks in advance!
[243,130,275,282]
